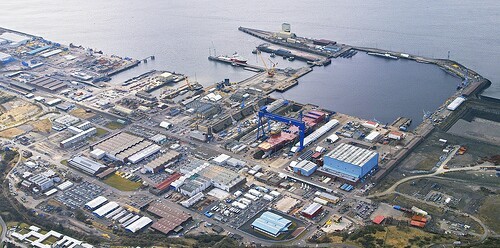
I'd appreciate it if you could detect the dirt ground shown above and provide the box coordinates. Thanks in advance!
[0,127,25,138]
[0,100,41,126]
[370,203,405,221]
[31,119,52,133]
[69,108,95,119]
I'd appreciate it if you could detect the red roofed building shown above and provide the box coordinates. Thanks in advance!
[372,215,385,225]
[410,220,426,228]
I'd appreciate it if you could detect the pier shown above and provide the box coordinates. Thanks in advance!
[208,55,266,72]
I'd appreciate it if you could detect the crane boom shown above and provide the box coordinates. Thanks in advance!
[256,106,306,152]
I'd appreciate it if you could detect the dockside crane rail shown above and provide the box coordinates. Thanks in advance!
[256,105,306,152]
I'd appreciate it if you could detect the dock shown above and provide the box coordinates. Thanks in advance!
[208,56,266,72]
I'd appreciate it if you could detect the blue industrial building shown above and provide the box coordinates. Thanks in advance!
[251,211,292,237]
[321,143,378,182]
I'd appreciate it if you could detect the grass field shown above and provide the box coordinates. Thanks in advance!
[479,195,500,233]
[96,127,108,137]
[103,174,142,191]
[60,160,68,166]
[42,235,59,245]
[105,121,125,130]
[376,226,435,248]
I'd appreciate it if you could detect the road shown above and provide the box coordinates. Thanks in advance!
[0,215,6,246]
[367,145,498,243]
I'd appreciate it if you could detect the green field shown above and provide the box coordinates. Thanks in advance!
[96,127,109,137]
[105,121,125,130]
[479,195,500,233]
[42,235,59,245]
[103,174,141,191]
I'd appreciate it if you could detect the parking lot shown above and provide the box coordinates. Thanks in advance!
[55,181,104,209]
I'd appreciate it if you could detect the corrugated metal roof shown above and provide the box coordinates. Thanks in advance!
[85,196,107,209]
[302,202,322,216]
[326,143,377,167]
[125,216,152,233]
[251,211,291,236]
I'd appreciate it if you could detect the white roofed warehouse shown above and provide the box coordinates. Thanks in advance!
[320,143,378,182]
[301,202,323,218]
[125,216,153,233]
[85,196,108,210]
[93,201,119,218]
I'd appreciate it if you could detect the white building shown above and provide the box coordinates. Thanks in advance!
[29,174,54,191]
[125,216,153,233]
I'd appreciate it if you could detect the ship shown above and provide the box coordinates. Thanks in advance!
[216,52,247,63]
[367,52,399,60]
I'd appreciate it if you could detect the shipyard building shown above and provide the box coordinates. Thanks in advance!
[320,143,378,182]
[251,211,292,237]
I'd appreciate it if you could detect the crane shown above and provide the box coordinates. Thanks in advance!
[184,76,193,91]
[256,106,306,152]
[258,52,276,77]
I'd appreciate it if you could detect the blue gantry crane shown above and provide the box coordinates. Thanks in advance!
[256,106,306,152]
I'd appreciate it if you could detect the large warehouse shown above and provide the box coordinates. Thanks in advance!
[251,211,292,237]
[320,143,378,182]
[90,132,161,163]
[68,156,107,176]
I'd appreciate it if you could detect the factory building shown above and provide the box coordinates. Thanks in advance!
[365,131,381,143]
[60,127,97,148]
[251,211,292,237]
[53,115,80,127]
[388,131,405,140]
[149,134,167,144]
[179,176,211,197]
[301,202,323,219]
[181,192,204,208]
[91,132,160,163]
[321,143,378,182]
[125,216,153,233]
[68,156,107,176]
[127,144,161,164]
[0,51,13,63]
[317,192,340,204]
[291,160,318,176]
[212,154,231,165]
[157,72,174,82]
[148,202,192,235]
[447,96,466,111]
[85,196,108,210]
[144,150,181,173]
[9,81,35,92]
[199,165,246,192]
[0,32,30,47]
[93,201,119,218]
[28,174,54,191]
[113,105,134,116]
